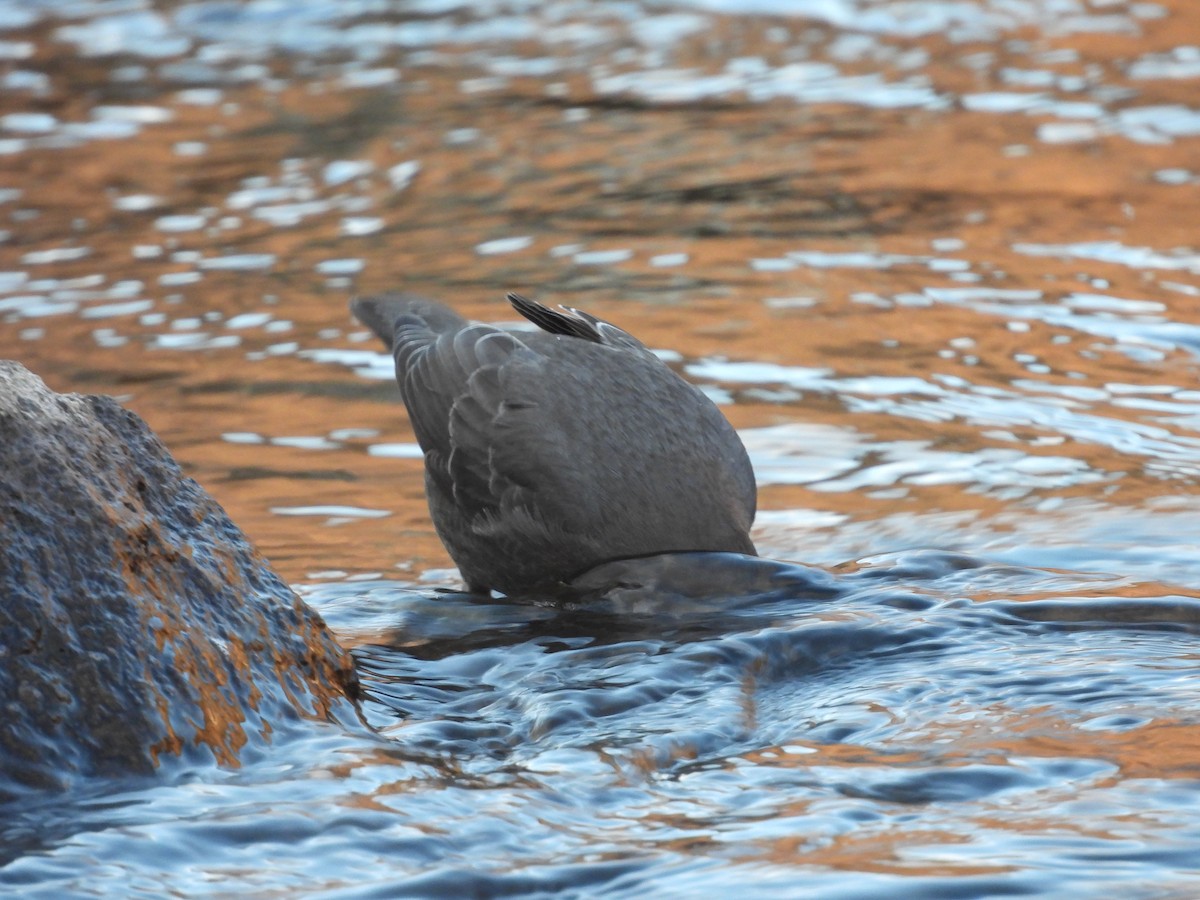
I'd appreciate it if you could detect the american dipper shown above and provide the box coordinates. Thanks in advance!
[351,292,756,594]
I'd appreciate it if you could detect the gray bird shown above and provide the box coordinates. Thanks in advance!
[351,292,757,595]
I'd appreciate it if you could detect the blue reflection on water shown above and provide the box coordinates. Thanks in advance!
[5,552,1200,896]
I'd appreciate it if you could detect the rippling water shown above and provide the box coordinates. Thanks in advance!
[6,555,1200,896]
[3,0,1200,896]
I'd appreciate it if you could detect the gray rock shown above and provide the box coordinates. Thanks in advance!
[0,362,360,802]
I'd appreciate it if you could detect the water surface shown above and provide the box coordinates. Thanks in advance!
[2,0,1200,895]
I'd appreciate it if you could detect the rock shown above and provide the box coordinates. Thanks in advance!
[0,362,360,802]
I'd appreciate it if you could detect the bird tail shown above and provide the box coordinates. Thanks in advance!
[350,293,463,351]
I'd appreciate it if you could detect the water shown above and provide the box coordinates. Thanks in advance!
[5,557,1200,896]
[3,0,1200,895]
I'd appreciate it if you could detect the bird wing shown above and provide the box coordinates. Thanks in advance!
[350,294,497,508]
[508,292,648,353]
[352,292,757,589]
[404,323,624,538]
[397,320,534,516]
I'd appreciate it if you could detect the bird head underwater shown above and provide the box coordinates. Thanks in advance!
[351,292,757,596]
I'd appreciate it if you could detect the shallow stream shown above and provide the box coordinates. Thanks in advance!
[2,1,1199,896]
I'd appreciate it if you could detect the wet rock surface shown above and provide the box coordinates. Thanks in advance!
[0,361,359,802]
